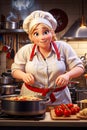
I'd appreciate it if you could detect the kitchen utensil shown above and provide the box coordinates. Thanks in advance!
[10,38,15,59]
[76,100,87,109]
[49,8,68,33]
[45,85,56,99]
[68,81,80,88]
[5,21,19,29]
[0,85,17,95]
[10,48,15,59]
[2,34,9,52]
[36,85,57,103]
[1,95,48,116]
[0,75,14,85]
[50,109,79,120]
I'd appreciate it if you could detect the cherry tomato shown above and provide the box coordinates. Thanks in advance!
[55,107,64,116]
[64,109,71,117]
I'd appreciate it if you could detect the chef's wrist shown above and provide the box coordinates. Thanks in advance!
[65,72,72,81]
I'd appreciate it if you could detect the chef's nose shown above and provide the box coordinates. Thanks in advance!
[39,34,46,40]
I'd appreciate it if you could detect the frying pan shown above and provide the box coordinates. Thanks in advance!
[1,95,49,116]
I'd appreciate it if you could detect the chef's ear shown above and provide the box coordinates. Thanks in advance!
[28,34,34,43]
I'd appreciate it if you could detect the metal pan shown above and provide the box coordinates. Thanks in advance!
[5,21,19,29]
[76,100,87,109]
[0,75,14,85]
[0,85,17,95]
[1,95,49,116]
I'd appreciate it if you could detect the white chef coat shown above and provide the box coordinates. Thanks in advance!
[11,40,84,105]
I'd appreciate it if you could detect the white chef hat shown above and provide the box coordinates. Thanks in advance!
[23,10,57,34]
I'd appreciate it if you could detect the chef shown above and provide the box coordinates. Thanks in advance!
[11,10,84,105]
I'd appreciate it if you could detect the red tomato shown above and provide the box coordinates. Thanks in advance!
[74,106,80,113]
[55,107,64,116]
[64,109,71,117]
[67,103,74,109]
[70,107,77,115]
[59,104,67,110]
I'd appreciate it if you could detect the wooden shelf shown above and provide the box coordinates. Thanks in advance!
[0,29,25,33]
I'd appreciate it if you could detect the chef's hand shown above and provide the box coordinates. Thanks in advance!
[55,74,70,87]
[22,73,35,85]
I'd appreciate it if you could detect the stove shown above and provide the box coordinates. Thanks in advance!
[0,112,45,120]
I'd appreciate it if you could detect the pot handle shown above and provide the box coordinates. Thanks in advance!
[40,98,50,105]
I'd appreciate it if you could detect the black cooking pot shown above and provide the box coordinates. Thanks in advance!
[1,95,49,116]
[0,75,14,85]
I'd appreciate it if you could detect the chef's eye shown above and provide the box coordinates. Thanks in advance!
[33,32,39,36]
[43,30,49,35]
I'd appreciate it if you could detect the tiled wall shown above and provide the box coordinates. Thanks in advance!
[67,41,87,57]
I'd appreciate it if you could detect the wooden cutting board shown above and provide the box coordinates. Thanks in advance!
[50,109,80,120]
[76,113,87,119]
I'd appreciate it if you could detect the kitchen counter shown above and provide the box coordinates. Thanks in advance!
[0,112,87,128]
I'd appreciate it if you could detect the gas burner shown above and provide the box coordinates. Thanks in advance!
[0,112,45,120]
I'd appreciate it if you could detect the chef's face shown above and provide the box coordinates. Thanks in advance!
[31,24,53,48]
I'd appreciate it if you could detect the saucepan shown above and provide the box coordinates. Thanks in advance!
[0,85,17,95]
[5,21,19,29]
[76,99,87,109]
[0,76,14,85]
[1,95,49,116]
